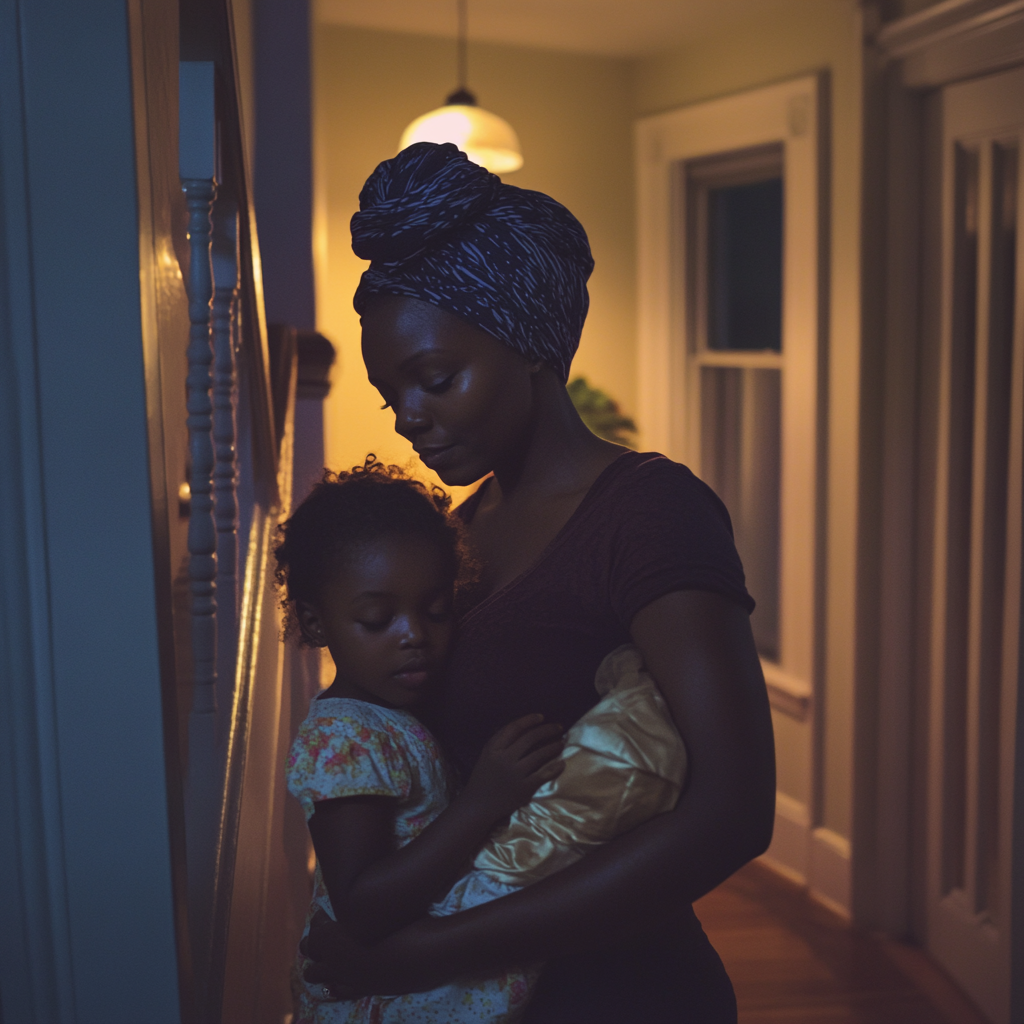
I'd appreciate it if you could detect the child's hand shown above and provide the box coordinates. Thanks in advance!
[463,714,565,819]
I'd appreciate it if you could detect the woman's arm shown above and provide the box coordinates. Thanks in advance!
[308,589,775,993]
[311,714,565,944]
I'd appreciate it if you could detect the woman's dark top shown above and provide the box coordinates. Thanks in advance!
[425,451,751,1023]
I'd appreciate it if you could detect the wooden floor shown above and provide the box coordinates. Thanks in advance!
[695,861,990,1024]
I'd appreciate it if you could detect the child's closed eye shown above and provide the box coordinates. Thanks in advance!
[356,615,392,632]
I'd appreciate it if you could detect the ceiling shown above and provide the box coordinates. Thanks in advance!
[315,0,802,59]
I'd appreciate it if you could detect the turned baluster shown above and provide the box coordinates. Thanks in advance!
[183,177,218,715]
[180,59,221,719]
[212,201,239,642]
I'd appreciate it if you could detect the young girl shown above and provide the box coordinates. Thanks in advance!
[278,457,563,1023]
[278,457,687,1023]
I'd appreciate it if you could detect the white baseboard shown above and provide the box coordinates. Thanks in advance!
[761,790,810,882]
[809,827,851,918]
[758,793,852,917]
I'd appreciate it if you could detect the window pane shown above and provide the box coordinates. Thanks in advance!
[701,366,781,659]
[708,178,783,351]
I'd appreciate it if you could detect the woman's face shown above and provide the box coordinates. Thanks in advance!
[361,295,538,486]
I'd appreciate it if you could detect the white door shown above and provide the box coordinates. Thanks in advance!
[926,63,1024,1024]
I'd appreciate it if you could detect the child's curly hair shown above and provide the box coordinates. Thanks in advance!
[274,455,472,645]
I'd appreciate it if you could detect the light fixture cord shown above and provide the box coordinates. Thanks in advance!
[457,0,468,90]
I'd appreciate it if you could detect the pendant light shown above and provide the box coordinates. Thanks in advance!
[399,0,523,175]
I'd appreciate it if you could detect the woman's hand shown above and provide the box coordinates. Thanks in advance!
[461,713,565,819]
[303,909,452,998]
[301,911,357,997]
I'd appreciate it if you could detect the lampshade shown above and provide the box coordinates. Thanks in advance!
[399,1,523,175]
[399,98,523,175]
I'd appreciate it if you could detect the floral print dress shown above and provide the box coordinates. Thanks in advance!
[286,697,535,1024]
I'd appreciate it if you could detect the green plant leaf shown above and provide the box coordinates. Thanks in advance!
[567,376,637,447]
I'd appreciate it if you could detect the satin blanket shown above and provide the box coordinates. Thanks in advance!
[472,643,687,887]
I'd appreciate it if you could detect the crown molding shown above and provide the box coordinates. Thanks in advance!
[875,0,1024,86]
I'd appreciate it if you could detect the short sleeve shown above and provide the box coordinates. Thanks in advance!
[286,708,412,819]
[607,455,755,626]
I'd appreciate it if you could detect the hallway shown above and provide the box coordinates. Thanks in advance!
[697,863,989,1024]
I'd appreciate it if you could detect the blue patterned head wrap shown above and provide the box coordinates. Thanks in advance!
[352,142,594,383]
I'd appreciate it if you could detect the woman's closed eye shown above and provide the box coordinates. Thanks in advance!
[423,372,457,395]
[375,374,454,410]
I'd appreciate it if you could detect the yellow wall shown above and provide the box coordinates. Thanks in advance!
[313,26,634,498]
[631,0,863,842]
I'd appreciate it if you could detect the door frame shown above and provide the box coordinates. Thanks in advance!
[869,4,1024,1021]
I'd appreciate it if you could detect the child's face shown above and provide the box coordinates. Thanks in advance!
[299,534,455,708]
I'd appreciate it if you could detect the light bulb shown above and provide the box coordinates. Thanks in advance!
[399,103,523,175]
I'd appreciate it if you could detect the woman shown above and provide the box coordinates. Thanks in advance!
[306,142,775,1023]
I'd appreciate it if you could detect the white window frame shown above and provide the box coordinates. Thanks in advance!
[635,75,822,717]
